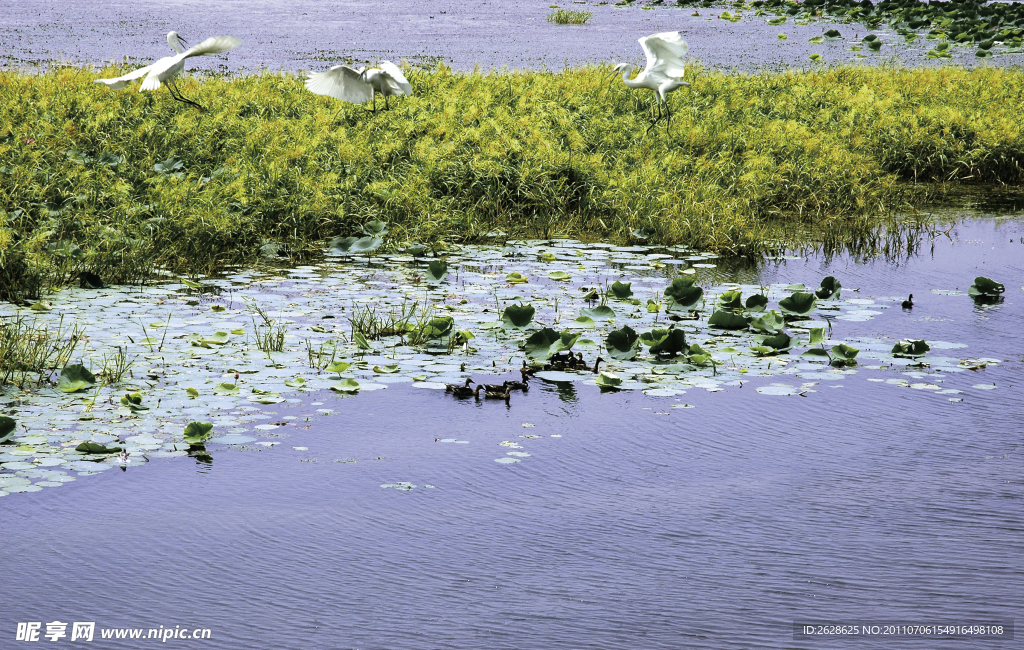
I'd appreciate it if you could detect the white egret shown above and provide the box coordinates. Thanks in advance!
[305,61,412,111]
[95,32,241,110]
[607,31,691,132]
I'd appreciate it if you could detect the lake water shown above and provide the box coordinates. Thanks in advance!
[2,209,1021,648]
[1,0,1019,72]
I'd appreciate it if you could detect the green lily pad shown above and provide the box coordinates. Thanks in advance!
[426,260,448,282]
[330,379,361,392]
[502,303,536,329]
[708,310,752,330]
[58,364,96,393]
[605,325,640,360]
[665,278,703,309]
[0,416,16,443]
[610,281,633,299]
[779,291,818,316]
[580,305,615,321]
[183,422,214,444]
[213,382,240,395]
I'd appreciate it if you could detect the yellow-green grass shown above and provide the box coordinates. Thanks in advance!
[548,8,594,24]
[1,64,1023,298]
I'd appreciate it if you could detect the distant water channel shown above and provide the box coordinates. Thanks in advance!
[3,210,1021,648]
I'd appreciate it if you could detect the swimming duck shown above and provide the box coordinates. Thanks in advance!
[445,377,472,393]
[475,384,511,403]
[901,294,913,309]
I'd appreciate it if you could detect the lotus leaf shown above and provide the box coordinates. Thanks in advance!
[506,272,529,284]
[325,361,351,374]
[892,339,930,357]
[183,422,214,444]
[120,392,149,411]
[644,328,688,356]
[426,260,448,282]
[363,220,388,236]
[745,294,768,311]
[708,310,752,330]
[968,276,1005,298]
[330,379,361,392]
[418,316,454,341]
[59,364,96,393]
[0,416,16,443]
[779,291,817,316]
[595,372,623,389]
[502,303,535,328]
[610,281,633,299]
[760,332,793,351]
[750,310,785,334]
[815,276,842,300]
[830,343,860,367]
[717,290,743,310]
[665,278,703,309]
[808,327,826,346]
[284,377,307,387]
[580,305,616,321]
[213,382,240,395]
[374,364,400,373]
[75,441,122,454]
[605,325,640,360]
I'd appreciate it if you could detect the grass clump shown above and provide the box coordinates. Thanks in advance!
[548,8,594,24]
[4,64,1024,298]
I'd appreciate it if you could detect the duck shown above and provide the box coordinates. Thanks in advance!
[901,294,913,309]
[445,377,472,393]
[475,384,511,403]
[447,378,476,397]
[504,378,529,391]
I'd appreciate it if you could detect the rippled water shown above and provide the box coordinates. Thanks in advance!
[1,0,1017,72]
[3,213,1023,648]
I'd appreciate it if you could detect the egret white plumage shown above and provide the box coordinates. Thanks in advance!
[305,61,412,111]
[607,31,691,132]
[94,31,241,110]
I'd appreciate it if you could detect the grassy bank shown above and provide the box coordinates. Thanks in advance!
[1,63,1023,299]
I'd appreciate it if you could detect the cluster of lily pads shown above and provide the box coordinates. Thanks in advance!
[681,0,1024,58]
[0,231,1006,497]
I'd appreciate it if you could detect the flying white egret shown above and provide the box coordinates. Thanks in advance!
[305,61,412,111]
[94,32,241,110]
[607,31,691,132]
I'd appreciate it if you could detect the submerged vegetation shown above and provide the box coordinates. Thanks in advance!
[3,64,1024,298]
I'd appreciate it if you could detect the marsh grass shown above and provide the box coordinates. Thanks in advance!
[548,8,594,24]
[4,64,1024,298]
[0,315,85,388]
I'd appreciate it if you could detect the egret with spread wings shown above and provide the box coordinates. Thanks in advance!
[95,32,242,111]
[305,61,412,112]
[607,31,690,132]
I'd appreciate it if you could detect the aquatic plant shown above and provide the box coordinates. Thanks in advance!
[547,8,593,24]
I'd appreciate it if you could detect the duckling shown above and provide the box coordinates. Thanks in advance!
[445,377,473,393]
[475,384,511,403]
[901,294,914,309]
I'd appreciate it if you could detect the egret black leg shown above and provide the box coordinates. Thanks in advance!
[167,79,204,111]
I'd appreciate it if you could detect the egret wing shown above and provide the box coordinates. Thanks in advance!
[95,65,154,90]
[378,61,412,95]
[638,31,688,79]
[305,65,373,104]
[181,35,243,59]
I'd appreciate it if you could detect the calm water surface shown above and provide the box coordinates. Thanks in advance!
[3,214,1023,648]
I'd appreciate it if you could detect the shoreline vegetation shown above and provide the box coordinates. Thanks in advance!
[1,63,1023,300]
